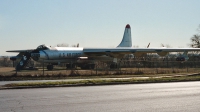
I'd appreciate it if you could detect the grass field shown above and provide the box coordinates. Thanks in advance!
[1,67,200,88]
[1,67,200,80]
[3,75,200,88]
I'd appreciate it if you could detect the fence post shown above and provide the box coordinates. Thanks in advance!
[43,59,44,76]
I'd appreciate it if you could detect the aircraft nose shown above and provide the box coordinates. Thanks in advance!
[31,53,40,61]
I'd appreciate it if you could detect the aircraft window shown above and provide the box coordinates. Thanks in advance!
[36,45,49,50]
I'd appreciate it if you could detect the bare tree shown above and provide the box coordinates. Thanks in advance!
[197,24,200,34]
[161,44,171,48]
[71,43,80,47]
[133,45,139,48]
[190,34,200,48]
[57,43,69,47]
[0,56,11,67]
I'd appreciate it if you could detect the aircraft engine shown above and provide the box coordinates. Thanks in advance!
[134,52,146,57]
[10,56,17,61]
[157,52,168,56]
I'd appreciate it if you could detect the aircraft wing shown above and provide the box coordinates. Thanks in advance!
[83,48,131,56]
[83,47,200,57]
[83,47,200,53]
[6,49,35,53]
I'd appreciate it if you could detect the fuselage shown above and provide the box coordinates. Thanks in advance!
[31,46,113,64]
[31,47,84,63]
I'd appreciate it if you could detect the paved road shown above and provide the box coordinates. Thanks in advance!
[1,81,200,112]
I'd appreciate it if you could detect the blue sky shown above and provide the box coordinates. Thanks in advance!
[0,0,200,56]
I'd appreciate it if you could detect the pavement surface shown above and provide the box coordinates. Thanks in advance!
[0,81,200,112]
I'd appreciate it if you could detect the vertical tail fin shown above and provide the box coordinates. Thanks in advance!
[117,24,132,47]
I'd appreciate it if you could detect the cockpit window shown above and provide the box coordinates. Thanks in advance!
[36,45,50,50]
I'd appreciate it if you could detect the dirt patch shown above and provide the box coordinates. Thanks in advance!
[0,67,15,72]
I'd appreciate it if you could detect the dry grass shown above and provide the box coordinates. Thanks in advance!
[4,75,200,87]
[0,67,15,72]
[0,67,200,77]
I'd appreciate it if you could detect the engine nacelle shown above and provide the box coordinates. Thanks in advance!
[10,56,17,61]
[134,52,146,57]
[157,52,168,56]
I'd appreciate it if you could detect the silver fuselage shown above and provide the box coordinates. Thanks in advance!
[31,47,113,64]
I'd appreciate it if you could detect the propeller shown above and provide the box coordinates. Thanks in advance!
[161,43,165,47]
[77,43,79,47]
[147,43,150,48]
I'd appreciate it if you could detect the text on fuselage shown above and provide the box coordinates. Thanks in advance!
[59,53,81,58]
